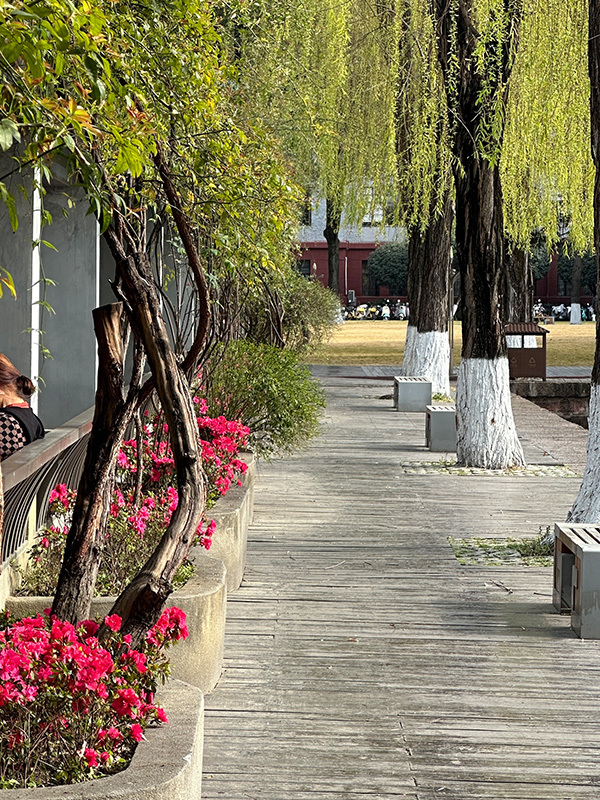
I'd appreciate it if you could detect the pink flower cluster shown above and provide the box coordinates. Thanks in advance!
[0,608,186,786]
[48,483,76,512]
[196,412,249,497]
[110,398,248,548]
[117,400,249,508]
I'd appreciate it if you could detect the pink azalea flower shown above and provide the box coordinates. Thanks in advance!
[104,615,122,633]
[130,723,144,742]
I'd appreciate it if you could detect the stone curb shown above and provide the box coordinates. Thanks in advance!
[207,454,255,593]
[3,678,204,799]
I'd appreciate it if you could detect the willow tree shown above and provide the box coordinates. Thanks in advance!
[498,0,600,516]
[241,0,399,297]
[426,0,525,467]
[397,1,453,395]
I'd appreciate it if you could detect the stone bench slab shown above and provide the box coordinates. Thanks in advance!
[425,404,457,452]
[393,376,433,412]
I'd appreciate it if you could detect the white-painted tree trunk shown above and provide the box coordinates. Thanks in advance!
[402,325,450,395]
[570,303,582,324]
[568,384,600,521]
[456,358,526,468]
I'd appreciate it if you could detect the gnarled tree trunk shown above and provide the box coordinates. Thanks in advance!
[403,190,453,395]
[52,303,141,622]
[52,147,210,636]
[105,253,206,644]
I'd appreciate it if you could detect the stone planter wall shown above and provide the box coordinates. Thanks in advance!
[4,679,204,800]
[511,379,591,428]
[207,453,255,593]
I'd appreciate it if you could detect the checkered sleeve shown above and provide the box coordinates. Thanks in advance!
[0,411,27,461]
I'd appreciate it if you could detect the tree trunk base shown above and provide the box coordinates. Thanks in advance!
[570,303,582,324]
[456,358,525,468]
[402,326,450,395]
[568,384,600,522]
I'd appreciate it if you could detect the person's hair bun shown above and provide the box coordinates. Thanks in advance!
[16,375,35,397]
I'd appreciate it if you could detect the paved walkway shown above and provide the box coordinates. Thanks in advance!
[202,370,600,800]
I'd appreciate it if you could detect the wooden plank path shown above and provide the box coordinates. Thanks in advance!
[202,372,600,800]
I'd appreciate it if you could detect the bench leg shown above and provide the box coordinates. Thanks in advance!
[553,540,575,613]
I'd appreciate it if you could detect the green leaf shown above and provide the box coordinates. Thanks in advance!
[61,132,75,152]
[0,118,21,151]
[0,182,18,232]
[115,143,144,177]
[35,300,56,314]
[0,267,17,299]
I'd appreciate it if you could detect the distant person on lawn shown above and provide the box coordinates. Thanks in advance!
[0,353,45,461]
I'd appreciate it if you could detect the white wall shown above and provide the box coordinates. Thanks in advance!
[0,159,102,428]
[299,196,404,244]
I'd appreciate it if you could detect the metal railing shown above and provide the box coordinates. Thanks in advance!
[1,407,94,566]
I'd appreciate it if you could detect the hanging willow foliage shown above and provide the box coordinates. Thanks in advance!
[396,0,452,232]
[396,0,522,231]
[235,0,400,224]
[235,0,592,254]
[397,0,592,255]
[502,0,592,252]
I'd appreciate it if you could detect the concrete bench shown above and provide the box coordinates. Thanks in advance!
[553,522,600,638]
[425,404,457,452]
[393,376,432,412]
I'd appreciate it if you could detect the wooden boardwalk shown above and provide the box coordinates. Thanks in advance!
[202,373,600,800]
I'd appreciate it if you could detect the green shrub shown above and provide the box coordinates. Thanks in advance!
[203,340,325,457]
[278,273,341,354]
[241,270,340,355]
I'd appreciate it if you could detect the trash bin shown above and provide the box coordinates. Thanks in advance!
[505,322,548,380]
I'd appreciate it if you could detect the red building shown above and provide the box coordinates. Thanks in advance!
[298,240,384,301]
[299,241,591,307]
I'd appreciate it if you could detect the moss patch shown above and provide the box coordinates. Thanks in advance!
[399,461,579,477]
[448,530,553,566]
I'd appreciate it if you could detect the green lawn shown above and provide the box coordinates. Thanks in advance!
[309,320,596,367]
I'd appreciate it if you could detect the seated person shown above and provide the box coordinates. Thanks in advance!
[0,353,45,461]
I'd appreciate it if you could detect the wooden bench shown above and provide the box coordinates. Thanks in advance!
[425,404,457,452]
[553,522,600,638]
[393,376,432,412]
